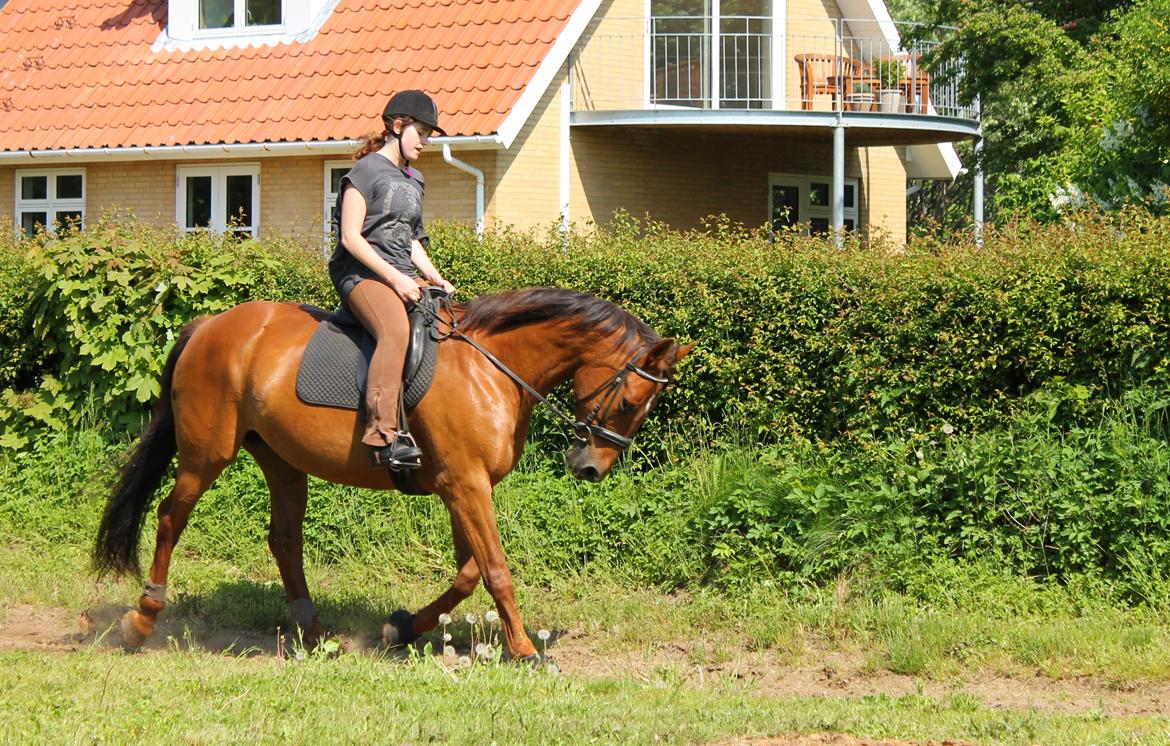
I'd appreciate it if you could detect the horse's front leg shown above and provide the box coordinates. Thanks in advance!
[435,483,539,661]
[383,528,480,646]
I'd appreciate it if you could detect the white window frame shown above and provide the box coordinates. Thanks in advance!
[768,173,859,233]
[195,0,283,34]
[176,163,261,236]
[323,159,350,253]
[14,168,86,236]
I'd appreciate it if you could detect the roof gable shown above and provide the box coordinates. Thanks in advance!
[0,0,584,153]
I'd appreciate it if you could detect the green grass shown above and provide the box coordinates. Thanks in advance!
[9,422,1170,742]
[1,646,1167,746]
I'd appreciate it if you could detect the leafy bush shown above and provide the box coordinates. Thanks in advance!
[0,215,331,448]
[3,209,1170,456]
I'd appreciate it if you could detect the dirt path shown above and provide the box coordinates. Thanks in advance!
[4,600,1170,726]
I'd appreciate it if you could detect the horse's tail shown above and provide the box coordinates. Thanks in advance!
[93,318,207,577]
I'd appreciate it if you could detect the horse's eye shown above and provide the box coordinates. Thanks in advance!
[618,398,635,414]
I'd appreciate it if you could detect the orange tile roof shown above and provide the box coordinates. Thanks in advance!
[0,0,581,152]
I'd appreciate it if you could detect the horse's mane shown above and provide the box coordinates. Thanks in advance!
[457,288,660,349]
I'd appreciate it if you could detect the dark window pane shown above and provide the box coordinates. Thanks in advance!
[186,176,212,228]
[844,183,855,209]
[246,0,280,25]
[199,0,233,28]
[809,182,829,207]
[770,184,799,230]
[57,174,83,200]
[20,212,47,237]
[844,218,856,232]
[55,210,83,234]
[225,174,253,228]
[330,168,348,195]
[809,217,830,235]
[21,175,47,200]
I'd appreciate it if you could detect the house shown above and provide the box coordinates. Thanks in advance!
[0,0,980,244]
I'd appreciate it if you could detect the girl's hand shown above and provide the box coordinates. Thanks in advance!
[391,275,422,303]
[436,278,456,297]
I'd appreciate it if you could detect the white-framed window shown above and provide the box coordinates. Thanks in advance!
[198,0,281,31]
[323,160,351,252]
[15,169,85,237]
[161,0,331,50]
[768,173,859,234]
[176,164,260,236]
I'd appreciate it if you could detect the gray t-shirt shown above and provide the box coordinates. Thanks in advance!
[329,153,429,301]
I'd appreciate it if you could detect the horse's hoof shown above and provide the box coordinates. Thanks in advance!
[516,652,557,672]
[382,609,419,647]
[120,611,148,651]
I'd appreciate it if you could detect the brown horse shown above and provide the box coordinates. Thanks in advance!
[93,287,691,662]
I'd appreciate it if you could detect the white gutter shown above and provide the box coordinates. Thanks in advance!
[441,142,485,237]
[0,135,504,164]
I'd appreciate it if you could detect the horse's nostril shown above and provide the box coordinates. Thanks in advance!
[579,465,601,482]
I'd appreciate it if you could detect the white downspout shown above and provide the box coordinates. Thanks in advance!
[442,143,484,237]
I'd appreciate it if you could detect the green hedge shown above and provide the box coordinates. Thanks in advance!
[2,210,1170,451]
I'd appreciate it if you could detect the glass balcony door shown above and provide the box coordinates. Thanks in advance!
[651,0,771,109]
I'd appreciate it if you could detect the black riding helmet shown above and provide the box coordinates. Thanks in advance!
[382,90,447,137]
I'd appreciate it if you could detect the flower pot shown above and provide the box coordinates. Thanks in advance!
[878,89,903,113]
[845,93,875,112]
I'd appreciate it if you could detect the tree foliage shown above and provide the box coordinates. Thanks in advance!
[905,0,1168,228]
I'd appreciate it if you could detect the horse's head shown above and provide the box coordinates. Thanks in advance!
[565,338,693,482]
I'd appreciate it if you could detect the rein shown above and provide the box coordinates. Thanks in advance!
[419,291,669,448]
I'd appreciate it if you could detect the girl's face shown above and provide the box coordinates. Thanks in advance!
[394,118,433,162]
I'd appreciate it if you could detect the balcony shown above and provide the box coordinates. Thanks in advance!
[570,16,979,146]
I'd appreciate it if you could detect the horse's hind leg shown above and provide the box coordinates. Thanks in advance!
[244,436,321,648]
[121,461,230,648]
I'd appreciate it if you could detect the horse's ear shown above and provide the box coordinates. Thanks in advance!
[673,342,694,362]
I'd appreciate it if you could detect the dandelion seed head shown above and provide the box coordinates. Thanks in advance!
[443,633,452,642]
[941,423,955,435]
[484,610,499,624]
[465,613,478,625]
[475,643,487,656]
[438,613,452,625]
[457,655,471,668]
[537,629,551,641]
[444,645,456,657]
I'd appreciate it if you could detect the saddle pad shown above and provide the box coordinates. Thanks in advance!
[296,300,442,412]
[296,320,370,410]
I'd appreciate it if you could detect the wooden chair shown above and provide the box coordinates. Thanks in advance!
[794,53,861,110]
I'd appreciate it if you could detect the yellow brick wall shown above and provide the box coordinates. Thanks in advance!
[488,76,565,231]
[855,145,907,242]
[87,162,174,224]
[569,126,907,239]
[1,154,486,237]
[0,167,12,230]
[573,0,645,111]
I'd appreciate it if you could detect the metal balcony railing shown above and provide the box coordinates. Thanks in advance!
[571,16,976,121]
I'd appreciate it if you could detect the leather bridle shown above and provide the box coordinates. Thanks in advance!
[418,291,671,451]
[570,361,669,448]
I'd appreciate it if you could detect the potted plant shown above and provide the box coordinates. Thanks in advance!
[876,58,906,112]
[844,81,875,111]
